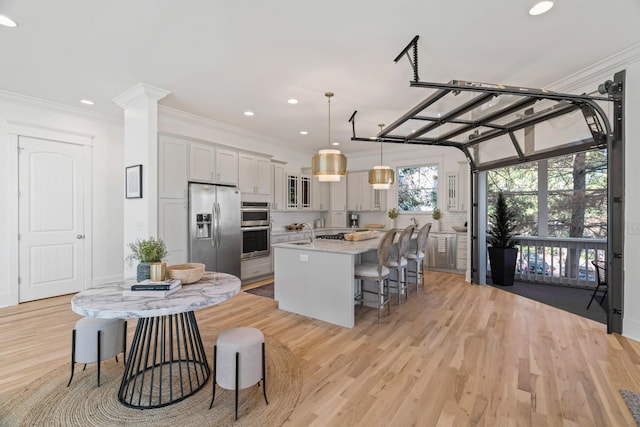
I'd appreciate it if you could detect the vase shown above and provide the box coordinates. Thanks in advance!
[149,262,167,282]
[431,220,440,232]
[136,262,151,282]
[388,218,396,229]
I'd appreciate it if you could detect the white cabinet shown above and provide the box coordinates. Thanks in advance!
[158,198,188,265]
[189,142,216,183]
[346,171,384,211]
[312,176,330,211]
[347,172,372,211]
[216,148,238,185]
[271,162,286,210]
[239,153,271,195]
[456,232,468,271]
[286,174,311,210]
[188,143,238,186]
[241,255,273,281]
[159,135,188,199]
[329,178,347,211]
[446,172,459,211]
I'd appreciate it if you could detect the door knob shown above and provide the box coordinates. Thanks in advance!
[76,234,85,239]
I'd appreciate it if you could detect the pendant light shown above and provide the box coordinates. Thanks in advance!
[368,123,394,190]
[312,92,347,182]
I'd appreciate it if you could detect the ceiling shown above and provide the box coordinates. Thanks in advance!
[1,0,639,155]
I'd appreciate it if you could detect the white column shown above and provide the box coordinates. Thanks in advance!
[113,83,170,279]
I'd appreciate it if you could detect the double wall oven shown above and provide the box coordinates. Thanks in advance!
[241,201,270,259]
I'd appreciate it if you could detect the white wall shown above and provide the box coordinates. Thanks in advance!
[0,94,124,306]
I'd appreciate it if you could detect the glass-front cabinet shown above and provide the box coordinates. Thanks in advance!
[287,174,311,210]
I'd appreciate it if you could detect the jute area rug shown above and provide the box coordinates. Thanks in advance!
[244,282,274,299]
[0,329,301,427]
[621,389,640,426]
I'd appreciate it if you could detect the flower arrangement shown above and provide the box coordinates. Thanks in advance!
[387,208,398,219]
[126,237,168,263]
[432,208,442,220]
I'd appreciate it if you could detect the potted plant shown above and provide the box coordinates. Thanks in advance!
[126,237,168,282]
[431,207,442,231]
[387,208,398,229]
[487,192,519,286]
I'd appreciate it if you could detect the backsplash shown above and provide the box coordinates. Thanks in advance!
[271,211,328,231]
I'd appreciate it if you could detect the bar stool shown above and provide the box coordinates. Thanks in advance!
[407,223,431,291]
[388,225,414,304]
[210,327,268,421]
[67,317,126,387]
[354,229,396,323]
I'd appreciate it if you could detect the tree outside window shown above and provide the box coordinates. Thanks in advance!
[397,165,438,212]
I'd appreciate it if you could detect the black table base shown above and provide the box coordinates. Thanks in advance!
[118,311,210,409]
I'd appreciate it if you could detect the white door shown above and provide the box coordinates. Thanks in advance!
[18,136,85,302]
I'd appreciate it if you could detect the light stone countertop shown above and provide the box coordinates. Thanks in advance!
[272,229,414,255]
[71,272,240,319]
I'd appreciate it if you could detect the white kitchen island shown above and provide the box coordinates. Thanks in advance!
[272,234,385,328]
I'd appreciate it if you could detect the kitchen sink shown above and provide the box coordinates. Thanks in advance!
[290,241,312,246]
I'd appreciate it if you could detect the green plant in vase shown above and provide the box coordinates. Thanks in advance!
[431,207,442,231]
[126,237,168,282]
[387,208,398,229]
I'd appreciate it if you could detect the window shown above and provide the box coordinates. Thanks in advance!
[397,165,438,212]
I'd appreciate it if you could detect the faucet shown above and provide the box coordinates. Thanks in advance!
[411,217,418,227]
[301,222,315,243]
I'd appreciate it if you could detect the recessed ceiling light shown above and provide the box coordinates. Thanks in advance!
[80,99,94,105]
[244,111,254,116]
[0,14,18,27]
[299,131,308,135]
[529,1,554,15]
[288,98,298,104]
[331,142,340,146]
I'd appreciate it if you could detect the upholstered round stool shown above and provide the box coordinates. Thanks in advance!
[209,327,268,420]
[67,317,126,388]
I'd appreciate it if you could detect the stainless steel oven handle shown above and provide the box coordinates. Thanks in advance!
[241,226,271,231]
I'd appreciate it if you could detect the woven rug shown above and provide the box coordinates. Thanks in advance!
[0,329,300,427]
[621,389,640,426]
[244,282,274,299]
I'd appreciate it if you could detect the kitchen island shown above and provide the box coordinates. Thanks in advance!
[272,233,385,328]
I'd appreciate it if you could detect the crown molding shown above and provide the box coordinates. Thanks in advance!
[113,83,171,109]
[0,88,120,124]
[548,42,640,93]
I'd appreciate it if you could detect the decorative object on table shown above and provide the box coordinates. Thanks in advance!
[166,262,206,284]
[125,164,142,199]
[67,318,126,388]
[126,237,168,282]
[311,91,347,182]
[344,230,378,241]
[122,284,181,297]
[210,327,268,421]
[130,278,182,291]
[487,191,519,286]
[387,208,398,229]
[431,207,442,232]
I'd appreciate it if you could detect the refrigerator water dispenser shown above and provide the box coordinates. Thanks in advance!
[196,213,211,239]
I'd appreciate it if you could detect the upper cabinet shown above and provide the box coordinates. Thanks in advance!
[286,174,311,210]
[216,148,238,185]
[159,135,188,199]
[329,178,347,211]
[311,176,330,211]
[239,153,271,195]
[271,161,286,210]
[189,142,238,185]
[346,171,384,212]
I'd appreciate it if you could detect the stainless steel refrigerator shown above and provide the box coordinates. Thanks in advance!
[188,183,241,277]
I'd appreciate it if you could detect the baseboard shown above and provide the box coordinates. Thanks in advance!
[0,290,19,308]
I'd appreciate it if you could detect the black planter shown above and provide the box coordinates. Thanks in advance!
[488,247,518,286]
[137,262,151,282]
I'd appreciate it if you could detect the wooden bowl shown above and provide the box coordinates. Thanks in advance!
[166,263,205,284]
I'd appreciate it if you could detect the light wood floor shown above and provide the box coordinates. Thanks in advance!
[2,272,640,426]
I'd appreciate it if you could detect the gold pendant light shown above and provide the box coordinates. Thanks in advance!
[369,123,394,190]
[312,92,347,182]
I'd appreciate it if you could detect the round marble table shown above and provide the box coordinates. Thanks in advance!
[71,272,241,409]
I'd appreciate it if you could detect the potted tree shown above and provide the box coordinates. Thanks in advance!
[126,237,168,282]
[487,192,519,286]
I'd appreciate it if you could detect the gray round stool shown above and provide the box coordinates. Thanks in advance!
[209,327,268,420]
[67,317,126,387]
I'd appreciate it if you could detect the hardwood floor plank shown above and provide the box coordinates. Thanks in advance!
[2,272,640,425]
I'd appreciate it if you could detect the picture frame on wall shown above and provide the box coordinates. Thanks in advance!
[125,164,143,199]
